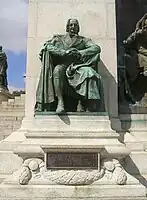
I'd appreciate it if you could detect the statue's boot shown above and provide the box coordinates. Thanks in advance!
[77,100,86,112]
[56,101,65,114]
[35,102,42,112]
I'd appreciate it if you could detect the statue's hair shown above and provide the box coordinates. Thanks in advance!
[66,18,80,33]
[135,13,147,31]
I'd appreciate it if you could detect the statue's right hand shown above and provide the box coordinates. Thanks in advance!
[66,48,81,60]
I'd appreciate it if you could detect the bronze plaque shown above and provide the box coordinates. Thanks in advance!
[46,152,98,169]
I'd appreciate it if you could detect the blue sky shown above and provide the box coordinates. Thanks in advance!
[0,0,28,91]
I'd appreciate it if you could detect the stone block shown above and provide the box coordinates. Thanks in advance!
[37,1,107,38]
[0,151,22,175]
[27,1,38,38]
[1,101,8,106]
[106,3,116,38]
[8,99,15,103]
[0,185,146,200]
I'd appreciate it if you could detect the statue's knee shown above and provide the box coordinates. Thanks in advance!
[53,65,65,77]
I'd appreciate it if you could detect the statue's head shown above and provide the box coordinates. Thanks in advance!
[66,18,80,35]
[0,46,2,51]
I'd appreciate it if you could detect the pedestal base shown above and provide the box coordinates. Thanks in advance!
[0,185,146,200]
[1,114,147,199]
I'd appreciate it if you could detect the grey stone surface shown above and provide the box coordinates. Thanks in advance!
[0,185,146,200]
[0,94,25,140]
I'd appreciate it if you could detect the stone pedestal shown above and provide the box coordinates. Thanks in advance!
[1,114,146,199]
[0,88,13,103]
[0,185,146,200]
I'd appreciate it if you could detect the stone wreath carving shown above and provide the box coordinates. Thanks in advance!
[19,158,127,185]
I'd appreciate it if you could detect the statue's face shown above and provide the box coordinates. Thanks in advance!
[68,19,79,35]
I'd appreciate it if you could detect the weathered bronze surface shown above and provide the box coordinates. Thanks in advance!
[46,152,98,169]
[0,46,8,89]
[35,19,104,114]
[117,10,147,109]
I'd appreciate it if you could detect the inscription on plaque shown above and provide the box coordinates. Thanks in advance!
[46,152,99,169]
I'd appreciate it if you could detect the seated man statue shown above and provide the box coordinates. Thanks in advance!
[0,46,8,89]
[35,18,103,114]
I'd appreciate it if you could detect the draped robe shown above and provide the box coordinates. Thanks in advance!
[36,33,102,110]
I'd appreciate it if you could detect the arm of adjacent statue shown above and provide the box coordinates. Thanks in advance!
[123,29,143,46]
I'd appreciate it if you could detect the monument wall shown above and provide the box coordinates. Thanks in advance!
[25,0,118,120]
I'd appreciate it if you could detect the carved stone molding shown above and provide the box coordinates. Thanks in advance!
[19,158,45,185]
[19,158,127,185]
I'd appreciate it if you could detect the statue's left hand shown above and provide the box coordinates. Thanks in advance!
[66,48,81,60]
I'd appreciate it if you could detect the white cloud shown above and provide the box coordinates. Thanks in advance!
[0,0,28,54]
[8,85,25,93]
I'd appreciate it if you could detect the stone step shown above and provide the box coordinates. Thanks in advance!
[0,112,24,117]
[1,95,25,107]
[20,93,25,99]
[0,185,146,200]
[0,175,9,184]
[0,116,23,120]
[0,102,25,107]
[4,104,25,108]
[0,125,21,131]
[13,98,25,103]
[1,101,8,106]
[6,101,25,106]
[7,99,15,103]
[0,107,25,111]
[14,96,21,100]
[0,122,22,128]
[0,122,22,140]
[0,93,25,141]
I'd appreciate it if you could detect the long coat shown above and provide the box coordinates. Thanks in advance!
[36,33,102,107]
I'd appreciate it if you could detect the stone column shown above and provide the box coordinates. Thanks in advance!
[24,0,118,124]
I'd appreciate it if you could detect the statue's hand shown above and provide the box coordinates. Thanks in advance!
[66,48,81,60]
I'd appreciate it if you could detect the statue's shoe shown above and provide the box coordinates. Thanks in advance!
[56,105,65,114]
[144,71,147,76]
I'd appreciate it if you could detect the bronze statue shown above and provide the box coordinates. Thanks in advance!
[124,13,147,76]
[35,19,103,114]
[122,14,147,104]
[0,46,8,89]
